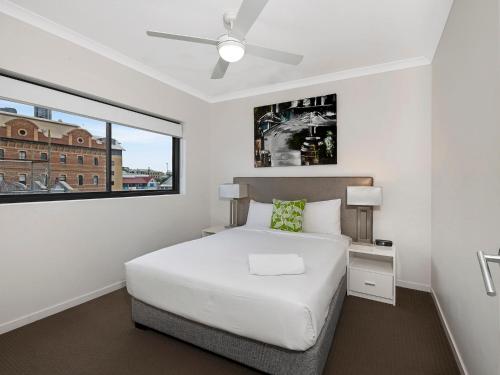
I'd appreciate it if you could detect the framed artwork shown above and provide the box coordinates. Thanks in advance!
[254,94,337,167]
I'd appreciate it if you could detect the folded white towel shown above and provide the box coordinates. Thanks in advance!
[248,253,305,276]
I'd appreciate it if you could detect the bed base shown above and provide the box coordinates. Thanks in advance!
[134,321,148,330]
[131,274,346,375]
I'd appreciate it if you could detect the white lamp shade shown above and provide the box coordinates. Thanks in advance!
[219,183,248,199]
[347,186,382,206]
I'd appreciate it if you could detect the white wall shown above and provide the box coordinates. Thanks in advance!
[209,66,432,290]
[431,0,500,374]
[0,14,211,332]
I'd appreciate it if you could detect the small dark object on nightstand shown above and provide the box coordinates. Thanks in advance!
[375,239,393,247]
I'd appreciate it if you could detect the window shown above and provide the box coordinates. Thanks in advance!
[18,129,27,136]
[0,77,180,202]
[19,174,26,185]
[0,173,4,182]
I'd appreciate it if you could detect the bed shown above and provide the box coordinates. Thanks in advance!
[126,176,373,375]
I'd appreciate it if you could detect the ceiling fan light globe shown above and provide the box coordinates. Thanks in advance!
[218,40,245,62]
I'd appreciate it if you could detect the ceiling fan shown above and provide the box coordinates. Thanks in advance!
[146,0,303,79]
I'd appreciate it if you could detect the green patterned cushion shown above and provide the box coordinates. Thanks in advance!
[270,199,307,232]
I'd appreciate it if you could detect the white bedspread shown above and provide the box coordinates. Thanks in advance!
[125,227,349,351]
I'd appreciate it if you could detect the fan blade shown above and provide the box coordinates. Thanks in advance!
[146,31,218,46]
[231,0,269,39]
[211,58,230,79]
[246,44,303,65]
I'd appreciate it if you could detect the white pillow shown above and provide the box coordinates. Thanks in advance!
[302,199,341,235]
[245,200,273,228]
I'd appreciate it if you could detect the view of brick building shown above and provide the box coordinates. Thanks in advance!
[0,112,123,193]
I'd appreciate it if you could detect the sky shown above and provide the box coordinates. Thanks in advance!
[0,99,173,172]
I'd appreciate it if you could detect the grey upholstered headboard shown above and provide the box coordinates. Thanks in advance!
[233,176,373,241]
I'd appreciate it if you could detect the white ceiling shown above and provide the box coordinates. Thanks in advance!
[2,0,452,101]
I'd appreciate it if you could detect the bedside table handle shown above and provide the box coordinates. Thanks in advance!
[364,281,376,286]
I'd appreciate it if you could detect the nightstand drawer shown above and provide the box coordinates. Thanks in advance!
[349,268,393,299]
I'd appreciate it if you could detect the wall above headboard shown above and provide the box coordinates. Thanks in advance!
[234,176,373,241]
[210,66,432,291]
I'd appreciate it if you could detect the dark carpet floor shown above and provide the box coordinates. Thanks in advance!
[0,287,459,375]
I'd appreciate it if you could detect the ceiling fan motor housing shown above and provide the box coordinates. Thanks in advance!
[223,11,237,31]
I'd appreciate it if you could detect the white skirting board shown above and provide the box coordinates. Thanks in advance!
[396,279,430,292]
[0,280,125,335]
[431,288,468,375]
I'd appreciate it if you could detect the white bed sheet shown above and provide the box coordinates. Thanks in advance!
[125,227,349,351]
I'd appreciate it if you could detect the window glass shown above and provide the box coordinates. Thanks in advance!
[113,123,173,192]
[0,98,107,195]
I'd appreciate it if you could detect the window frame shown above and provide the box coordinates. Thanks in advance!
[0,74,181,204]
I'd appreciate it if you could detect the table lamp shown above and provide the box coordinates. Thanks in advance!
[347,186,382,243]
[218,183,248,227]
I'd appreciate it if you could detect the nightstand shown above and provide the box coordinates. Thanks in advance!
[201,225,227,237]
[347,242,396,305]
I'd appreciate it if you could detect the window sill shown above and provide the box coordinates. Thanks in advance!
[0,189,180,204]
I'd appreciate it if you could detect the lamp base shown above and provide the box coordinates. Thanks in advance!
[356,206,373,243]
[229,199,239,227]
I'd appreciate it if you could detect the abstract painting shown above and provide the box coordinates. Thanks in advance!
[254,94,337,167]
